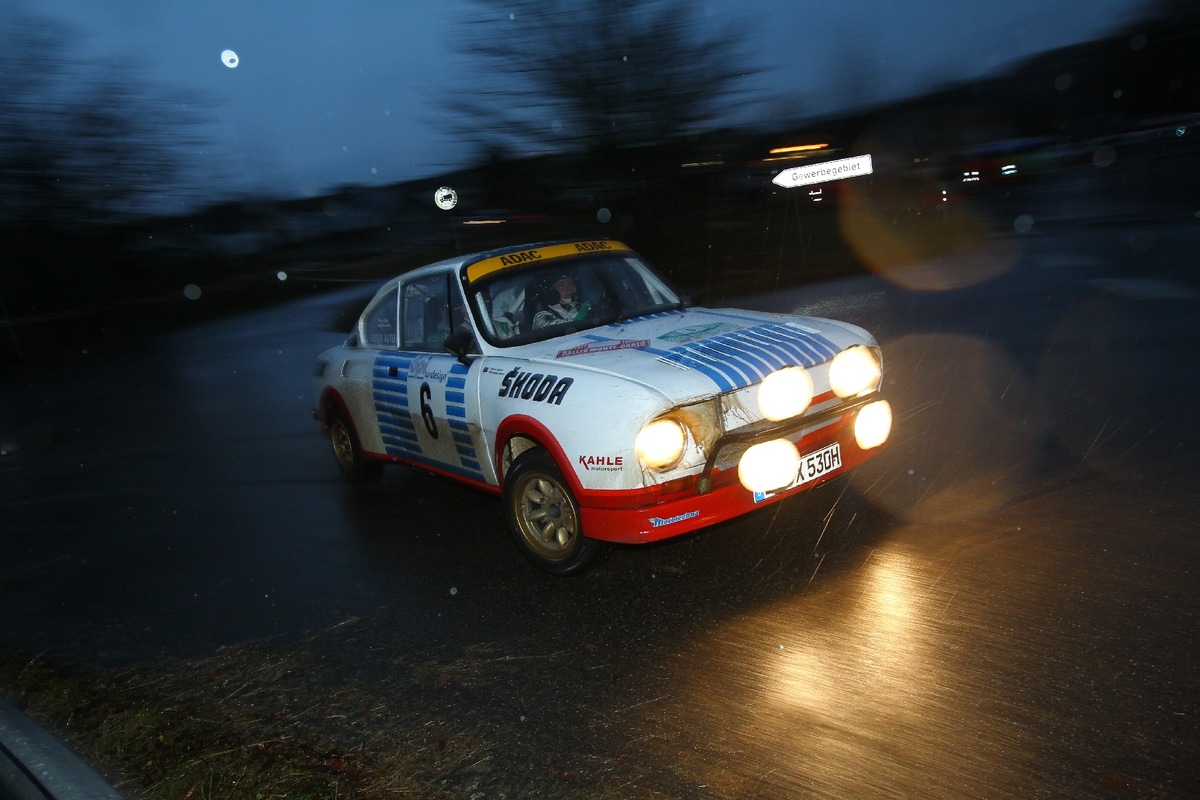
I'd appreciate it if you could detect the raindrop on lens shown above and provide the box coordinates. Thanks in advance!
[1014,215,1034,233]
[184,284,202,300]
[277,271,288,281]
[597,207,612,224]
[221,49,239,68]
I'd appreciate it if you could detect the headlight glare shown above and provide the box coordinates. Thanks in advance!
[636,417,687,469]
[830,346,882,398]
[855,400,893,450]
[757,366,813,421]
[738,439,800,493]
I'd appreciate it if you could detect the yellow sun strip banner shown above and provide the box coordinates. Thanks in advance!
[465,241,631,283]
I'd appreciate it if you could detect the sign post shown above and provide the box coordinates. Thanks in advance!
[772,154,874,189]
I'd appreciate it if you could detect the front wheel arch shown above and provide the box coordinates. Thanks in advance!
[502,448,609,576]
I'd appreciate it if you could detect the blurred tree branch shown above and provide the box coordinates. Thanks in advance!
[0,7,208,231]
[451,0,760,159]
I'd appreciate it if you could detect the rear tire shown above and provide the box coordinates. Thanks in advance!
[504,449,608,576]
[328,406,382,484]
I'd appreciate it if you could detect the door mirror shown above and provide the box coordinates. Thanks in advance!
[444,328,476,367]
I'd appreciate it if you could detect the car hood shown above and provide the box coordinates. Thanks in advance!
[505,307,872,401]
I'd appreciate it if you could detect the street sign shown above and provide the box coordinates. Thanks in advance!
[772,154,873,188]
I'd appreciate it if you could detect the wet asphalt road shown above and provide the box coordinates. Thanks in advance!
[2,211,1199,797]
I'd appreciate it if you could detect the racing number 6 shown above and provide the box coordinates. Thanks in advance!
[419,382,439,439]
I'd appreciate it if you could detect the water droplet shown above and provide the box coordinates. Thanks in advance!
[221,49,239,68]
[183,284,202,300]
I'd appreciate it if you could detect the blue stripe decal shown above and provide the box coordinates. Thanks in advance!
[373,352,418,458]
[651,323,843,392]
[641,345,736,392]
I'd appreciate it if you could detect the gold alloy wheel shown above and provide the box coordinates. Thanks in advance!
[512,473,580,558]
[331,417,356,474]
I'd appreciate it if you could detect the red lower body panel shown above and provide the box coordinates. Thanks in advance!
[578,413,880,544]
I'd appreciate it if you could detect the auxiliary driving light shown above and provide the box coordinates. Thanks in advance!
[738,439,800,494]
[854,400,893,450]
[830,347,882,398]
[636,417,687,469]
[757,366,814,421]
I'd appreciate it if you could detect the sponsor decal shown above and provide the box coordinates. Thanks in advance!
[556,339,650,358]
[465,241,632,282]
[659,322,737,343]
[649,510,701,528]
[578,454,623,471]
[498,367,573,405]
[499,249,542,267]
[410,355,448,383]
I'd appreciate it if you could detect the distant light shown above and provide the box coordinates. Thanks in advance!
[769,143,829,155]
[221,50,239,69]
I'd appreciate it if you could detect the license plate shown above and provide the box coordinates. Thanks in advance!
[754,442,842,503]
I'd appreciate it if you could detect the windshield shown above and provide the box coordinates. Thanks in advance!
[468,253,680,346]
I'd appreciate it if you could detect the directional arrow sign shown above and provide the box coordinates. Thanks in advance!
[772,154,873,188]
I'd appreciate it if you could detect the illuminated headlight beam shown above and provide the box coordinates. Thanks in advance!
[855,400,892,450]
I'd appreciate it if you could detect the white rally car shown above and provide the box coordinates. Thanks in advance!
[313,240,891,575]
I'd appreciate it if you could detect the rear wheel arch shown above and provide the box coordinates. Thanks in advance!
[319,387,350,431]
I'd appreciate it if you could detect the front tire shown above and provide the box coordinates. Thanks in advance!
[328,406,382,484]
[504,449,608,576]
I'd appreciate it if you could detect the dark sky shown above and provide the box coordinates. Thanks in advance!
[36,0,1145,201]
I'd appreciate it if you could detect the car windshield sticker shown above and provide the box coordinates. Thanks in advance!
[465,240,632,283]
[640,322,840,393]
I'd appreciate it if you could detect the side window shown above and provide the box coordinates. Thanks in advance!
[401,274,451,351]
[360,287,398,349]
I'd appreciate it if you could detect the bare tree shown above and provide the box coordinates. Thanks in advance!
[0,7,207,230]
[451,0,759,157]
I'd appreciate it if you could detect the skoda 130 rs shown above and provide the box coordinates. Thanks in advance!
[313,240,891,575]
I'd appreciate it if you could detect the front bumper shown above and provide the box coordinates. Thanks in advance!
[579,399,885,544]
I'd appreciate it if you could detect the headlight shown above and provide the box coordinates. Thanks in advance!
[636,417,687,469]
[854,400,892,450]
[738,439,800,493]
[829,346,881,398]
[757,366,813,421]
